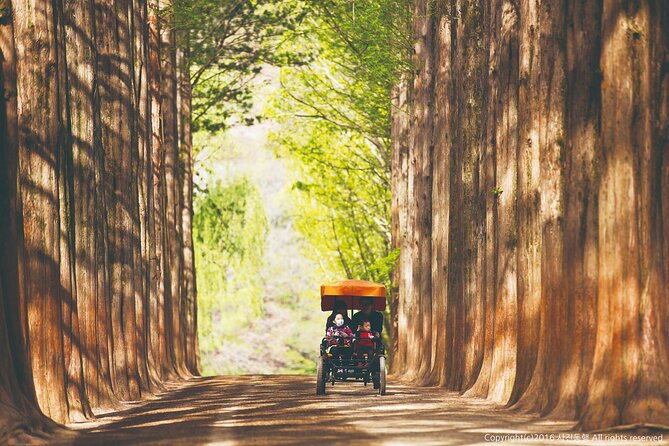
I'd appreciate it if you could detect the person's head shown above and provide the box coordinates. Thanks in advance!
[360,297,374,314]
[360,319,372,332]
[333,300,347,315]
[333,312,346,327]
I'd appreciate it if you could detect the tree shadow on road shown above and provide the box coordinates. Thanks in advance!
[53,375,579,446]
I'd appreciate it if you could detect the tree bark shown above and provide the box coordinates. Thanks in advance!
[0,6,57,440]
[389,75,411,375]
[160,0,184,378]
[178,40,198,375]
[0,0,198,432]
[13,0,70,421]
[64,0,114,412]
[392,0,669,430]
[427,3,452,387]
[131,0,154,394]
[581,0,669,430]
[148,0,170,383]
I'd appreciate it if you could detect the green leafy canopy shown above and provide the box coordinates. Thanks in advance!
[171,0,310,133]
[269,0,412,291]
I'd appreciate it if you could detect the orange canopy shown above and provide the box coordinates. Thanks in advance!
[320,279,386,312]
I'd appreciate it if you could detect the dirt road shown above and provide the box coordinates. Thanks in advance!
[55,375,667,446]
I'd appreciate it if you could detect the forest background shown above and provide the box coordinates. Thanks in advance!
[187,0,410,374]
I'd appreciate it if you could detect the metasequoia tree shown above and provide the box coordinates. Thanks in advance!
[0,0,198,441]
[0,7,56,442]
[392,0,669,430]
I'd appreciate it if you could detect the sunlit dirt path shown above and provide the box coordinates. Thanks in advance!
[53,375,667,446]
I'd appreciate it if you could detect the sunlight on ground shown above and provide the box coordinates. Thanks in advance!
[61,376,669,446]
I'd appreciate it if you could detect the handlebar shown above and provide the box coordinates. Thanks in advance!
[322,335,377,340]
[320,335,386,354]
[321,335,384,345]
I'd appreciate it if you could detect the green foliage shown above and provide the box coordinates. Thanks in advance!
[194,178,264,257]
[492,186,503,197]
[171,0,309,133]
[272,122,392,284]
[365,248,400,285]
[269,0,411,291]
[186,0,413,374]
[273,0,412,143]
[193,177,269,374]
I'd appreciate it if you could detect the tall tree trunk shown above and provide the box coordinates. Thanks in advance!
[427,2,452,386]
[0,0,34,408]
[389,75,411,375]
[581,0,669,430]
[509,0,541,407]
[160,0,183,378]
[131,0,154,393]
[550,0,600,419]
[404,0,434,384]
[64,0,115,412]
[12,0,70,421]
[178,40,199,375]
[55,0,92,420]
[1,0,197,431]
[0,6,56,439]
[96,0,141,401]
[148,0,169,383]
[392,0,669,430]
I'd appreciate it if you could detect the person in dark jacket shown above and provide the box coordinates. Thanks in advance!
[351,297,384,337]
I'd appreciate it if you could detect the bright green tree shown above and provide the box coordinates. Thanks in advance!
[172,0,308,133]
[270,0,410,289]
[193,178,268,374]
